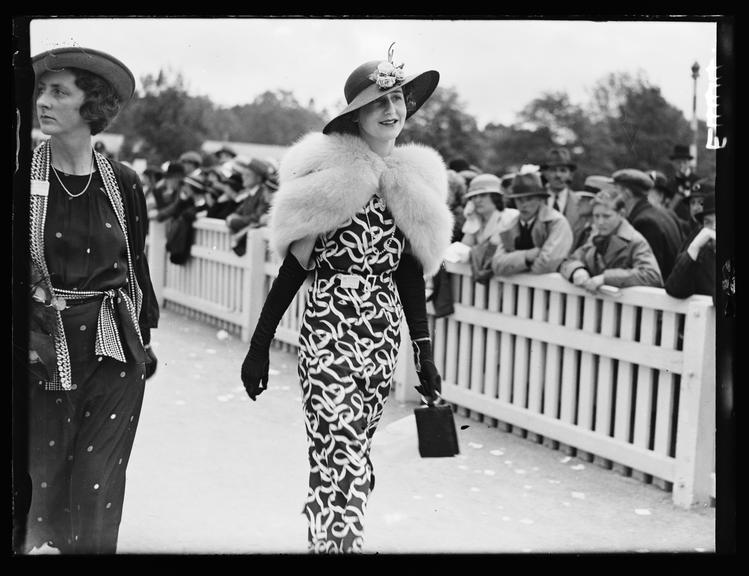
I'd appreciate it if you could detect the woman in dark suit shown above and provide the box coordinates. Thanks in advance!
[26,46,158,554]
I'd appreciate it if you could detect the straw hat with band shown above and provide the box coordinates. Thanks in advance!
[323,43,439,136]
[32,46,135,104]
[464,174,503,200]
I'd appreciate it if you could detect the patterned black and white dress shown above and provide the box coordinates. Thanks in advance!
[298,193,405,553]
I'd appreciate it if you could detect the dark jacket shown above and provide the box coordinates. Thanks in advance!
[110,160,160,340]
[627,198,682,280]
[665,227,715,299]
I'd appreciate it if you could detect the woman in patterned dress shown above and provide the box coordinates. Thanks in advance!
[22,47,158,554]
[241,46,453,553]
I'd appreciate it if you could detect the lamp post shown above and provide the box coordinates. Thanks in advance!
[691,61,700,170]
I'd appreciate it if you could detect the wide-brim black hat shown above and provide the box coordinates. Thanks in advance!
[323,58,439,136]
[694,194,715,223]
[32,46,135,104]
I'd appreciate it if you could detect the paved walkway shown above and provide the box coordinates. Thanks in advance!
[116,309,715,554]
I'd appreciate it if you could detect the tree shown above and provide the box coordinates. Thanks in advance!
[209,90,327,145]
[110,70,212,165]
[398,86,486,169]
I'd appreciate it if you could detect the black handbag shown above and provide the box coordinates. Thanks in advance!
[414,400,460,458]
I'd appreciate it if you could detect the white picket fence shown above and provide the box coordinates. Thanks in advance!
[147,217,716,508]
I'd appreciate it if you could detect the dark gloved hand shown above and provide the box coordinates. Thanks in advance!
[241,250,308,401]
[412,338,442,403]
[144,345,158,380]
[241,346,269,401]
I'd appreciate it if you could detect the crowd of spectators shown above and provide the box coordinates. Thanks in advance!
[444,144,716,301]
[138,146,279,262]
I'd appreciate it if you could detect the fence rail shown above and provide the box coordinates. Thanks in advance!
[147,217,716,508]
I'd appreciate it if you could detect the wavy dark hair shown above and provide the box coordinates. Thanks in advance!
[69,67,122,136]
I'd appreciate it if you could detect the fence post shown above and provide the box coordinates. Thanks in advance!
[673,297,715,507]
[241,229,266,343]
[147,219,167,307]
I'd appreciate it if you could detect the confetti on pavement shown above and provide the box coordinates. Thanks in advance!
[634,509,652,516]
[217,395,231,402]
[490,449,504,456]
[269,368,280,376]
[175,400,186,406]
[571,492,586,499]
[435,494,444,499]
[205,349,217,354]
[520,518,534,525]
[470,487,480,492]
[412,495,424,500]
[382,512,405,524]
[561,456,572,463]
[523,485,533,490]
[468,442,484,449]
[547,479,561,484]
[501,516,511,521]
[562,501,571,507]
[504,460,513,465]
[216,330,230,341]
[457,465,469,470]
[514,469,527,474]
[484,470,496,476]
[571,464,586,470]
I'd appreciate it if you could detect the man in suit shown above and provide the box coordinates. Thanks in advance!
[541,148,587,246]
[612,169,683,280]
[491,172,573,276]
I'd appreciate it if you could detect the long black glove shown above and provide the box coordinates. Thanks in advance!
[393,251,442,402]
[242,250,308,400]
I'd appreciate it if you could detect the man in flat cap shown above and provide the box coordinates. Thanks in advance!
[491,172,573,276]
[541,148,587,245]
[570,175,616,251]
[612,169,682,280]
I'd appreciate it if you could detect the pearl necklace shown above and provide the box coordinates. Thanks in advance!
[51,149,94,199]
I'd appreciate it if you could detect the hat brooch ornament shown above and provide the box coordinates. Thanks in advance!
[368,42,406,89]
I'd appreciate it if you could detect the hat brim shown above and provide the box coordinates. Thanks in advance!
[464,189,502,200]
[669,153,693,160]
[32,47,135,104]
[323,70,439,135]
[540,162,577,171]
[505,190,550,199]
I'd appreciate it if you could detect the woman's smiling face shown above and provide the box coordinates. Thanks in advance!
[356,88,406,143]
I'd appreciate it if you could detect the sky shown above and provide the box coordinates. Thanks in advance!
[26,17,718,128]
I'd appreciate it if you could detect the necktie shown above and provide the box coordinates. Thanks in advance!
[515,221,534,250]
[592,234,610,256]
[553,196,561,212]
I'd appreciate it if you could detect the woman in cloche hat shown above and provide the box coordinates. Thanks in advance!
[24,46,159,554]
[240,43,452,553]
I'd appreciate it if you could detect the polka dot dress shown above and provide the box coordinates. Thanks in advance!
[25,172,147,554]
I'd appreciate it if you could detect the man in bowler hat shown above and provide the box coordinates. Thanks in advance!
[666,144,701,221]
[541,148,588,247]
[612,169,682,280]
[491,172,573,276]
